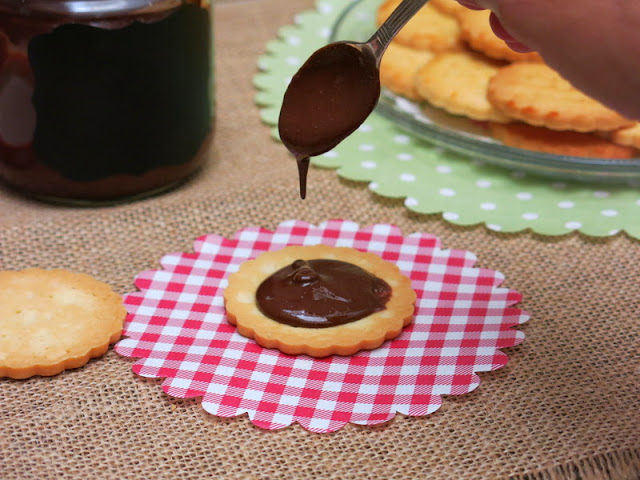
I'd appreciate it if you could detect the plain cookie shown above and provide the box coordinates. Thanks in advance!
[415,50,511,122]
[487,62,634,132]
[429,0,467,17]
[611,123,640,149]
[380,41,434,99]
[490,122,638,158]
[457,9,543,62]
[0,269,126,379]
[377,0,463,52]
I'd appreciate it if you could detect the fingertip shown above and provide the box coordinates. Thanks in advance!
[489,12,534,53]
[456,0,485,11]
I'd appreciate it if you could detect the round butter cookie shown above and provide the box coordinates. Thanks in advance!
[429,0,467,17]
[490,122,638,158]
[223,245,416,357]
[376,0,463,52]
[457,9,543,62]
[0,269,125,379]
[415,50,511,122]
[487,62,634,132]
[611,123,640,149]
[380,42,434,99]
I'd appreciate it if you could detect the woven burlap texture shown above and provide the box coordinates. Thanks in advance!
[1,1,639,479]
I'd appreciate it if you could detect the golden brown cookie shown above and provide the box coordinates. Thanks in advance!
[380,42,434,99]
[376,0,463,52]
[415,50,511,122]
[487,62,634,132]
[457,9,543,62]
[490,122,638,158]
[0,269,126,379]
[611,123,640,149]
[429,0,467,17]
[223,245,416,357]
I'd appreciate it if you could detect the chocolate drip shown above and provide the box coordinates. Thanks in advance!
[256,258,392,328]
[296,157,309,200]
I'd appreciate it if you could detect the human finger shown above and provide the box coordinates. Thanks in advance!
[488,12,533,52]
[455,0,484,11]
[456,0,500,11]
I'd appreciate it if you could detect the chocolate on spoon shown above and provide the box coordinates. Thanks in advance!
[278,0,429,198]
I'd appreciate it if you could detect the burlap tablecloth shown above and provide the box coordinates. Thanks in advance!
[1,1,639,478]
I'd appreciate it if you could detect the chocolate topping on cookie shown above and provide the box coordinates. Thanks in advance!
[256,259,392,328]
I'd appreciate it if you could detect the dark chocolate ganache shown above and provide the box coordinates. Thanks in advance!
[278,42,380,199]
[255,258,392,328]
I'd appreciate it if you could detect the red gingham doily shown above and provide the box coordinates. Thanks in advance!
[115,220,529,433]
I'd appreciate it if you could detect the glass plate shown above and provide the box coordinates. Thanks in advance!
[329,0,640,184]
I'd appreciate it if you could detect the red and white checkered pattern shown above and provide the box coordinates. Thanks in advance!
[116,220,528,432]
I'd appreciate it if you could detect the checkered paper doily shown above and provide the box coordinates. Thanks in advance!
[115,220,529,432]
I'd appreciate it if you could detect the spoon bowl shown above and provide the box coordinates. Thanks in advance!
[278,0,430,198]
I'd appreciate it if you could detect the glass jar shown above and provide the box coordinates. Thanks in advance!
[0,0,214,204]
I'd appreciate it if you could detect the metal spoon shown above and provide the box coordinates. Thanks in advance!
[278,0,429,198]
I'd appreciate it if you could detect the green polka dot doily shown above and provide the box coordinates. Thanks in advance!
[253,0,640,238]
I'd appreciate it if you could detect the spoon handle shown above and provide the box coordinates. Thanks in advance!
[367,0,429,62]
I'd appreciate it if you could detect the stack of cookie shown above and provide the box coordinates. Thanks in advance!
[378,0,640,158]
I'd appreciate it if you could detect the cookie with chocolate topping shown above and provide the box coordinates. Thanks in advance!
[223,245,416,357]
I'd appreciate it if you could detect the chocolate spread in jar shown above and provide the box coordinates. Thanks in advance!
[278,42,380,199]
[255,258,392,328]
[0,3,213,203]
